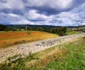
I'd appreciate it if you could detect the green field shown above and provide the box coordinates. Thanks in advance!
[43,37,85,70]
[66,29,82,35]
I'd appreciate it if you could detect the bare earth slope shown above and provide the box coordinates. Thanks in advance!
[0,33,85,63]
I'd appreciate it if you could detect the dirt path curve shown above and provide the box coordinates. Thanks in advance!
[0,33,85,63]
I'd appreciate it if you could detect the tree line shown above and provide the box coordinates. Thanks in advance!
[0,24,67,36]
[26,26,67,36]
[0,24,8,31]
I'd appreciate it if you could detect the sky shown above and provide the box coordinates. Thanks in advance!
[0,0,85,26]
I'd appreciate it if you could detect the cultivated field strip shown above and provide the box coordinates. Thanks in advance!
[0,33,85,63]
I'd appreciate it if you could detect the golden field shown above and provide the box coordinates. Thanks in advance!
[0,31,59,48]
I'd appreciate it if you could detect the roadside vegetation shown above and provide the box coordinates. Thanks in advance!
[43,37,85,70]
[0,37,85,70]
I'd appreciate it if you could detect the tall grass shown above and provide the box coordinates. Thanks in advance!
[43,38,85,70]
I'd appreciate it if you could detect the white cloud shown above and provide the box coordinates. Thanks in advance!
[0,0,85,26]
[0,12,22,22]
[0,0,74,10]
[50,0,73,10]
[81,23,85,25]
[25,10,53,21]
[0,0,24,9]
[8,13,20,18]
[11,19,35,25]
[24,0,73,10]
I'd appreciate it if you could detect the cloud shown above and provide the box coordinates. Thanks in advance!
[24,10,53,21]
[49,3,85,26]
[11,19,35,25]
[0,0,24,9]
[0,0,83,15]
[23,0,74,15]
[0,0,85,26]
[8,13,20,18]
[24,0,73,10]
[0,12,22,23]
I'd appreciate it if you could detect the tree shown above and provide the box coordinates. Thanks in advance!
[0,24,8,31]
[27,26,32,31]
[36,27,44,31]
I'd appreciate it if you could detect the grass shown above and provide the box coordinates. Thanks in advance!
[0,36,85,70]
[66,30,82,35]
[43,37,85,70]
[0,31,58,48]
[0,46,66,70]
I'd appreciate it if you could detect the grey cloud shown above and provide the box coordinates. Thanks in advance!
[0,0,85,26]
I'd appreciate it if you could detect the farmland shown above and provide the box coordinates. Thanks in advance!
[0,31,58,48]
[0,0,85,69]
[0,24,85,70]
[0,33,85,70]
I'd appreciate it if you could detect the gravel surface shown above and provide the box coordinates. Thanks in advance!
[0,33,85,63]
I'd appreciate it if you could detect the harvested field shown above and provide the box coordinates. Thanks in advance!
[0,31,28,39]
[0,31,58,48]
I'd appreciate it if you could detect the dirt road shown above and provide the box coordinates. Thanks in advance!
[0,33,85,63]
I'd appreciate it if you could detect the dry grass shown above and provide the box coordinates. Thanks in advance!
[24,45,67,69]
[24,38,83,70]
[24,38,81,69]
[0,31,28,39]
[32,48,67,69]
[0,31,58,48]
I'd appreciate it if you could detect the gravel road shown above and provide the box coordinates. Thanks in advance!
[0,33,85,63]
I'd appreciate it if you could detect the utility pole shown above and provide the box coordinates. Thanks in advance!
[26,26,28,31]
